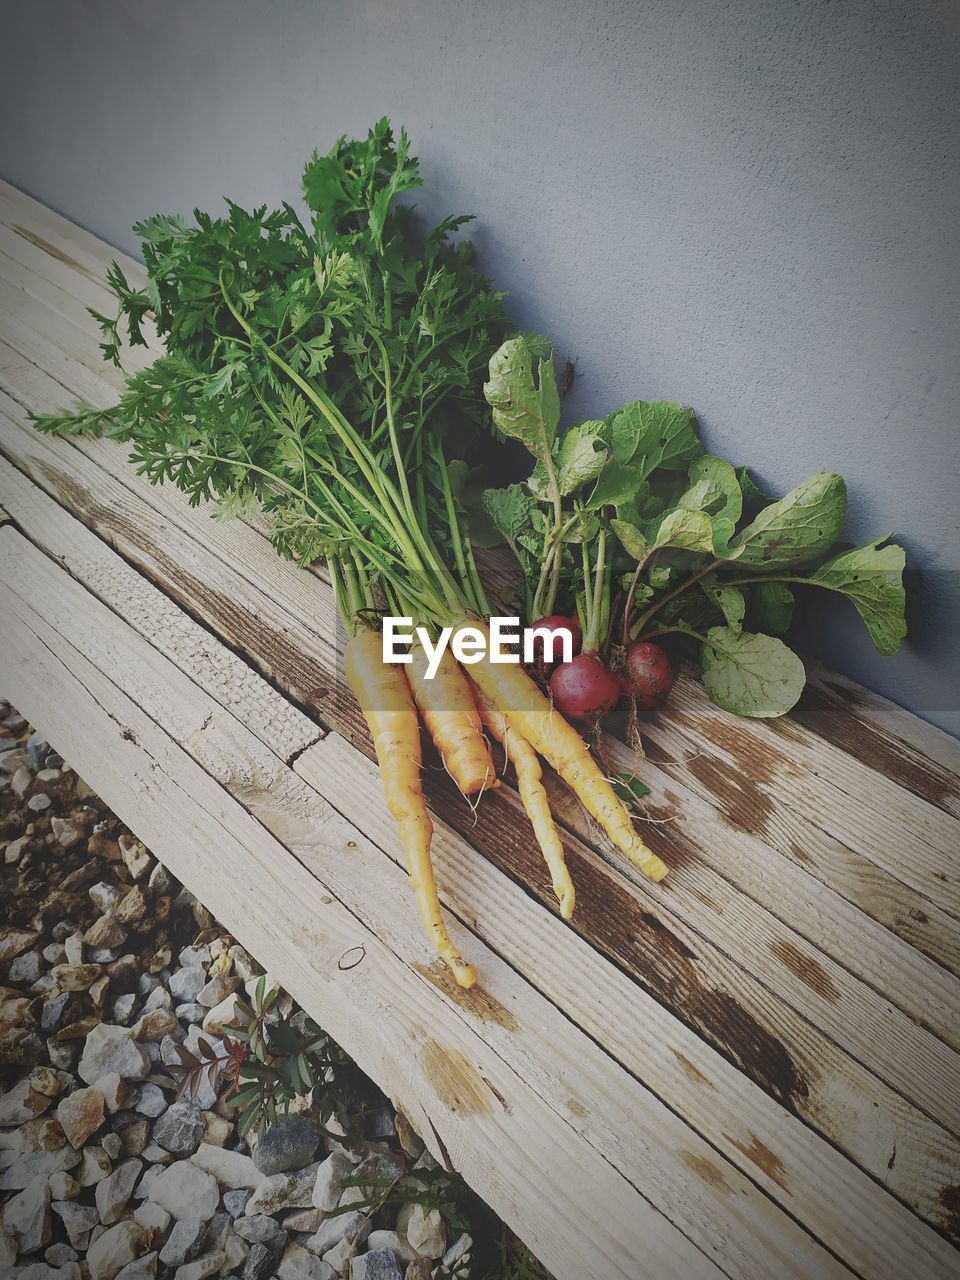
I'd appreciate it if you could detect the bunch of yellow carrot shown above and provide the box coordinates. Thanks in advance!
[345,620,667,989]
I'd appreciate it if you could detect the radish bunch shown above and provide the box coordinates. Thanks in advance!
[532,614,675,722]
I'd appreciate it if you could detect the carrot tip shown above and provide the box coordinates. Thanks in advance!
[451,960,479,989]
[643,855,670,882]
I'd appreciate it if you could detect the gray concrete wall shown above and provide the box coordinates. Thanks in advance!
[2,0,957,732]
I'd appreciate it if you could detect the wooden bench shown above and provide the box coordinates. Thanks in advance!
[0,180,957,1280]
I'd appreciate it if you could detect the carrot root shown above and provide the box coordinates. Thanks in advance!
[408,643,497,797]
[344,631,478,988]
[467,626,669,883]
[473,684,575,919]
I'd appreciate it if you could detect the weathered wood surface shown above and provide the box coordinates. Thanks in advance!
[0,180,958,1280]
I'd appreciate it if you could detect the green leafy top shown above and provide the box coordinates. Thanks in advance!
[34,120,512,629]
[481,337,908,716]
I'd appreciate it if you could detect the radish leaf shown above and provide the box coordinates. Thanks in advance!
[809,539,907,655]
[484,335,560,458]
[607,400,701,474]
[752,581,795,634]
[701,627,806,717]
[731,472,847,566]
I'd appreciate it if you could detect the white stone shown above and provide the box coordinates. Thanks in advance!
[17,1265,74,1280]
[190,1143,261,1190]
[147,1163,219,1222]
[47,1172,79,1201]
[94,1073,136,1115]
[45,1242,78,1267]
[115,1251,158,1280]
[134,1166,164,1202]
[278,1242,336,1280]
[168,968,205,1004]
[320,1239,351,1276]
[51,1200,99,1250]
[282,1207,322,1232]
[0,1079,51,1126]
[244,1162,319,1216]
[141,1145,172,1165]
[1,1174,51,1253]
[63,933,84,966]
[196,977,238,1009]
[87,1221,147,1280]
[119,836,152,881]
[174,1252,224,1280]
[305,1210,367,1256]
[78,1025,150,1086]
[311,1150,353,1212]
[178,945,210,969]
[397,1203,445,1260]
[442,1232,472,1269]
[219,1234,247,1275]
[95,1158,142,1225]
[200,994,241,1037]
[134,1085,166,1119]
[132,1202,171,1236]
[365,1229,416,1262]
[0,1146,81,1191]
[77,1146,112,1187]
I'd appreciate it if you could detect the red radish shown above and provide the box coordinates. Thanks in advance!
[625,641,674,711]
[550,654,620,720]
[528,614,582,672]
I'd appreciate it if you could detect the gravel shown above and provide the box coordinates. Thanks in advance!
[0,704,524,1280]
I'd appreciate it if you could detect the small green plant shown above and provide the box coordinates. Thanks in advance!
[170,979,552,1279]
[476,1233,552,1280]
[171,975,377,1140]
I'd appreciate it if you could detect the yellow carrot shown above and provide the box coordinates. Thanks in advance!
[408,642,496,796]
[344,630,477,988]
[467,625,669,882]
[472,683,575,919]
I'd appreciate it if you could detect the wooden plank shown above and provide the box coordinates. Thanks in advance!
[0,245,117,344]
[1,527,865,1280]
[4,347,957,1096]
[2,276,951,981]
[2,413,960,1237]
[3,185,957,1223]
[633,708,960,974]
[797,661,960,821]
[0,180,148,291]
[4,457,959,1276]
[0,286,138,390]
[0,543,727,1280]
[658,674,960,916]
[2,227,958,932]
[0,255,154,380]
[0,459,319,763]
[0,295,119,411]
[299,741,960,1280]
[0,220,123,317]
